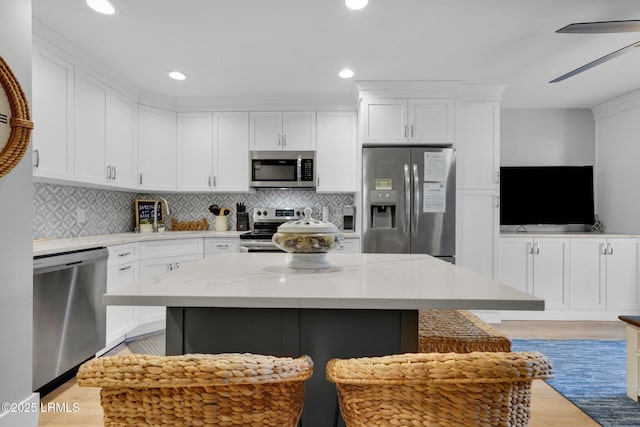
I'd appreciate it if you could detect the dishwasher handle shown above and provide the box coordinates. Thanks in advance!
[33,247,109,275]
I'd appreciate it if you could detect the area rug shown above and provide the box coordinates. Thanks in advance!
[512,339,640,426]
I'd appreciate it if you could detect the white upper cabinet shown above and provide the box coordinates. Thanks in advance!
[215,112,250,192]
[177,112,249,192]
[316,111,357,192]
[455,101,500,190]
[250,111,316,150]
[74,70,108,185]
[32,45,75,181]
[138,105,177,191]
[177,112,214,192]
[361,98,453,144]
[107,91,138,188]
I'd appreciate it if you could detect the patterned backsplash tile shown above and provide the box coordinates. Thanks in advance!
[33,183,355,239]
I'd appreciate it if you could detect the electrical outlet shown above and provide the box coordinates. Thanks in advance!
[77,207,86,224]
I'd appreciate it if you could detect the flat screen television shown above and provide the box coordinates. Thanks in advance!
[500,166,595,226]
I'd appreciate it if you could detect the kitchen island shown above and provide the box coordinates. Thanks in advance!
[104,252,543,427]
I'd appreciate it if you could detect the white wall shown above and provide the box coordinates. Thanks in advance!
[593,91,640,234]
[0,0,38,426]
[501,109,595,166]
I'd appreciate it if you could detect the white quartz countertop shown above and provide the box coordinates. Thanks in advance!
[33,231,361,257]
[103,253,544,311]
[33,231,245,256]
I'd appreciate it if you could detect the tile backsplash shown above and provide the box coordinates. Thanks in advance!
[33,183,355,239]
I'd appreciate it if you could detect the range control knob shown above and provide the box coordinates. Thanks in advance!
[256,210,262,216]
[262,210,268,216]
[296,210,301,216]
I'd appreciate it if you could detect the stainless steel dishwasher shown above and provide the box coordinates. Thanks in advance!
[33,247,108,392]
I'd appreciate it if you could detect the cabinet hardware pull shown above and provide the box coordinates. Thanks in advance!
[175,262,180,269]
[607,243,614,255]
[216,244,228,249]
[112,166,116,180]
[534,243,540,254]
[404,125,408,138]
[410,125,414,138]
[139,173,143,185]
[495,171,500,184]
[33,149,40,168]
[278,134,281,146]
[208,175,211,187]
[316,176,320,187]
[213,176,216,187]
[106,166,112,180]
[528,243,534,255]
[119,265,132,272]
[283,134,287,146]
[601,243,608,255]
[118,252,131,257]
[495,196,500,208]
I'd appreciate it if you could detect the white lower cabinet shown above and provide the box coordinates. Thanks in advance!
[104,244,138,352]
[334,237,361,253]
[498,236,569,310]
[500,234,640,319]
[570,237,639,310]
[135,239,204,332]
[204,238,240,258]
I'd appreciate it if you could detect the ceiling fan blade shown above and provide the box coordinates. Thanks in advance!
[550,40,640,83]
[557,20,640,33]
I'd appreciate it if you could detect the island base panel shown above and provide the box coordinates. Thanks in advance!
[166,307,418,427]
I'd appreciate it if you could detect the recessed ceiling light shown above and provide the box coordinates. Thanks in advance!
[86,0,116,15]
[345,0,368,10]
[339,68,355,79]
[168,71,187,81]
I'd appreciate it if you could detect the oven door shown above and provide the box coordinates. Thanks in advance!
[239,240,285,253]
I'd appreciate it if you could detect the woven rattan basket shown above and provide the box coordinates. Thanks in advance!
[327,351,553,427]
[418,309,512,353]
[77,353,313,427]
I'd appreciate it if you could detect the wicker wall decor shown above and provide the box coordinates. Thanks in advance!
[0,56,34,178]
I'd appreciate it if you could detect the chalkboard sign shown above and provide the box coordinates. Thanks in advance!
[135,199,164,228]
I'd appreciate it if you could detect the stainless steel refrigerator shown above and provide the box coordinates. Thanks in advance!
[362,146,456,262]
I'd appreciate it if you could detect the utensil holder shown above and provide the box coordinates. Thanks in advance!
[236,212,249,231]
[215,216,228,232]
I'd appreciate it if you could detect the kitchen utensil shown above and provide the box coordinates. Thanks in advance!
[208,204,220,215]
[220,207,230,216]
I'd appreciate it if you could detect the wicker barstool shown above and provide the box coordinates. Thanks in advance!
[327,351,553,427]
[418,309,512,353]
[77,353,313,427]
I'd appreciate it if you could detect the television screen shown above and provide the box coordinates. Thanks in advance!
[500,166,595,225]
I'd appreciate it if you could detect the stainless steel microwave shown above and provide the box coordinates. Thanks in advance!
[250,151,315,188]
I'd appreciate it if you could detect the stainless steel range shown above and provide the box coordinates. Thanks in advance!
[239,207,305,252]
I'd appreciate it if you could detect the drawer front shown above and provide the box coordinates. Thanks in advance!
[205,238,240,254]
[139,238,203,259]
[107,243,138,268]
[334,238,361,253]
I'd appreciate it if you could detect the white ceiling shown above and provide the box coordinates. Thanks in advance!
[32,0,640,108]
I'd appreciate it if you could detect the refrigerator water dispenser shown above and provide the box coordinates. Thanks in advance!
[370,190,397,228]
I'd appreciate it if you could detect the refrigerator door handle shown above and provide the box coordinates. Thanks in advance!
[404,164,410,237]
[412,164,419,237]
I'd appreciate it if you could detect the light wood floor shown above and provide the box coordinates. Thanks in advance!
[39,321,627,426]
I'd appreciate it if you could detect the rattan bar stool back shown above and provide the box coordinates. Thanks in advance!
[327,351,553,427]
[77,352,313,427]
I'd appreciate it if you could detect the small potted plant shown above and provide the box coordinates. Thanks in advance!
[139,218,153,233]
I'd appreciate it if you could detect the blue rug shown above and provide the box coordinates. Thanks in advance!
[512,339,640,426]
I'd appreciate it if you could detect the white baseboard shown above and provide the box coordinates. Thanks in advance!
[0,393,39,427]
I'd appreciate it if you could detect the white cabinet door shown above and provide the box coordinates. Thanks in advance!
[606,238,640,310]
[107,90,138,188]
[569,237,605,309]
[455,101,500,190]
[138,105,176,191]
[282,112,316,150]
[498,237,531,293]
[408,99,454,144]
[106,261,137,347]
[499,236,569,309]
[215,112,249,191]
[361,99,407,144]
[250,111,315,150]
[32,46,74,180]
[137,253,203,325]
[532,238,570,310]
[177,112,214,191]
[316,111,357,192]
[457,189,499,279]
[250,112,282,150]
